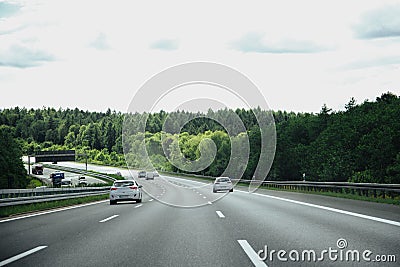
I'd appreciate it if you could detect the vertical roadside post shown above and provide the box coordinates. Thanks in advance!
[303,173,306,182]
[85,153,88,171]
[28,155,31,175]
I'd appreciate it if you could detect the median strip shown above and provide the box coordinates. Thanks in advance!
[237,240,267,267]
[99,215,119,223]
[0,245,47,266]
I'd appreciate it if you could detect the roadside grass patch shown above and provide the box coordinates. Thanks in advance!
[0,194,109,218]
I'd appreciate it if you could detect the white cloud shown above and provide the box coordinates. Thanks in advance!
[150,39,179,51]
[0,0,399,113]
[0,44,54,68]
[231,32,328,53]
[354,4,400,39]
[89,33,111,50]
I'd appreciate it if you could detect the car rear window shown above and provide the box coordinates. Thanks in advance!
[217,178,230,182]
[114,181,135,187]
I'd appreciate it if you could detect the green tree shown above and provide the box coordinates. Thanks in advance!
[0,126,28,188]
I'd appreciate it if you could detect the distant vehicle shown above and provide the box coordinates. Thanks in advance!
[138,171,146,178]
[213,177,233,193]
[50,171,65,187]
[116,171,122,177]
[153,171,160,177]
[32,164,44,175]
[61,179,72,187]
[109,180,142,205]
[146,172,154,180]
[78,176,87,186]
[35,186,47,189]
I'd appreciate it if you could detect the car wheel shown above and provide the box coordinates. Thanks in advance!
[229,188,233,192]
[137,198,142,203]
[213,189,217,193]
[110,200,117,205]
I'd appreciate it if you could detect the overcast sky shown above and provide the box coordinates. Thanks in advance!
[0,0,399,113]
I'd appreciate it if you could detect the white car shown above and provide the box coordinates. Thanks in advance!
[110,180,142,205]
[146,172,154,180]
[60,179,72,187]
[213,177,233,193]
[78,176,88,186]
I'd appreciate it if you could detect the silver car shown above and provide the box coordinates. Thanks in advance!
[110,180,142,205]
[213,177,233,193]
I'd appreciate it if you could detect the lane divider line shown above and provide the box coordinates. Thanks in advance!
[237,240,267,267]
[216,211,225,218]
[135,204,143,208]
[236,190,400,227]
[148,199,153,202]
[203,196,207,199]
[99,215,119,223]
[208,201,212,205]
[0,245,47,267]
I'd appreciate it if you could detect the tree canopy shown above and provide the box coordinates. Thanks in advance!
[1,92,399,184]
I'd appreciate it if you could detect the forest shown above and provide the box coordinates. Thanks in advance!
[0,92,399,188]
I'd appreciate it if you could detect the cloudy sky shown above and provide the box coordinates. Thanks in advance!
[0,0,399,113]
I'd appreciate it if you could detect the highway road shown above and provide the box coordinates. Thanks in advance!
[1,162,399,266]
[25,164,107,186]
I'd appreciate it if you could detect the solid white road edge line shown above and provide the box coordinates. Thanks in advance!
[237,240,267,267]
[99,215,119,223]
[0,245,47,267]
[135,204,143,208]
[0,200,109,223]
[237,190,400,227]
[216,211,225,218]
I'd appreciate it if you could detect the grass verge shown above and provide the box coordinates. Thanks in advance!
[0,194,109,218]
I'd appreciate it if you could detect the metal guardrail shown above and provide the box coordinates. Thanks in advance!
[161,171,400,199]
[0,187,110,207]
[0,164,116,207]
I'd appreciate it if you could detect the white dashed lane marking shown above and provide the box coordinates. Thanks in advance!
[99,215,119,223]
[216,211,225,218]
[237,240,267,267]
[0,246,48,267]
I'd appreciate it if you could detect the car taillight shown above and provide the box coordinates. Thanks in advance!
[130,186,138,190]
[111,187,117,190]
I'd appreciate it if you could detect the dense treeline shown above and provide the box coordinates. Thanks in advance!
[1,92,399,186]
[0,126,27,188]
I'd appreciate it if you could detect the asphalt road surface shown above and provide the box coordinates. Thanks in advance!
[25,164,107,186]
[1,162,399,266]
